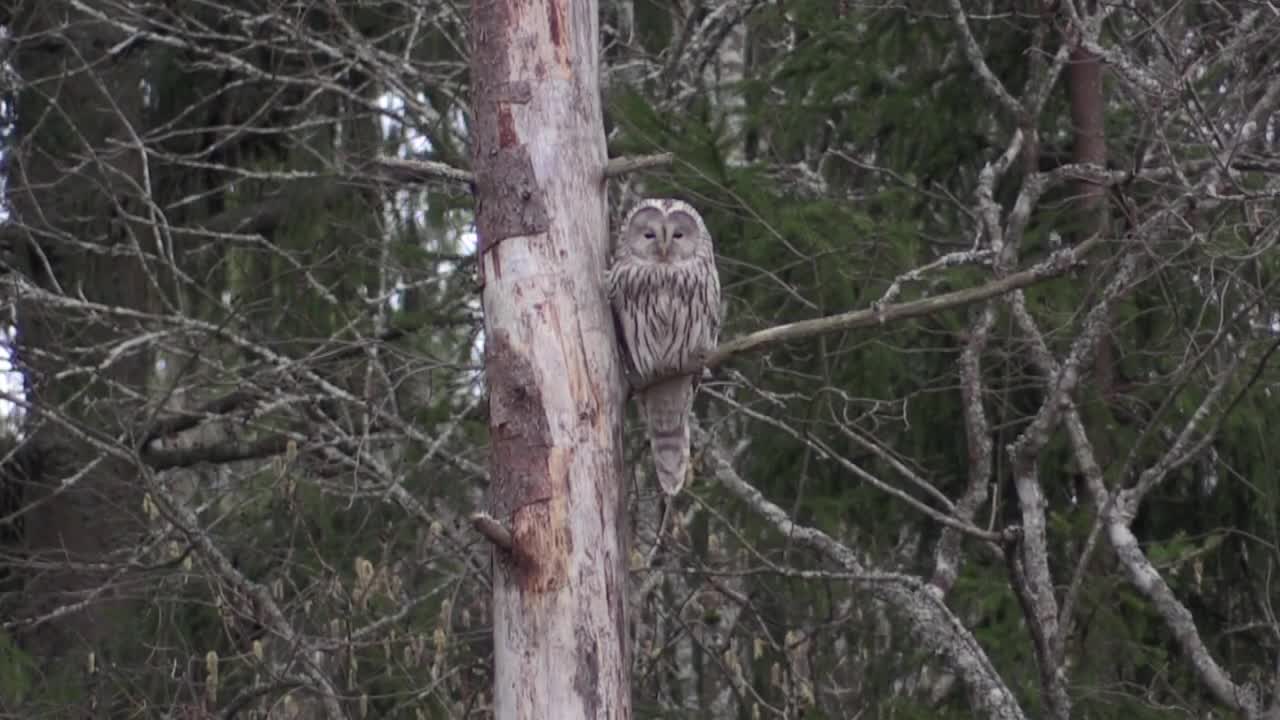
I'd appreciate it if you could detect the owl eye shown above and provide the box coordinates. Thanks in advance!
[672,231,684,240]
[643,231,656,240]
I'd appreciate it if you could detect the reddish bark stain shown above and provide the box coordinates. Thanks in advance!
[510,449,574,593]
[546,0,570,71]
[546,0,562,48]
[512,502,566,593]
[485,330,552,519]
[498,106,518,148]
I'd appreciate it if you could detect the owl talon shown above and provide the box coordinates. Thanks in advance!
[691,348,712,375]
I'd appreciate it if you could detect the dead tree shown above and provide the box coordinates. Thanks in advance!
[469,0,631,717]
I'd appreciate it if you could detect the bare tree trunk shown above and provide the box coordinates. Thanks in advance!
[470,1,630,718]
[712,16,748,166]
[1066,29,1113,403]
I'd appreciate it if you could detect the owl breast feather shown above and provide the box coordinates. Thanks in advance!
[610,259,717,382]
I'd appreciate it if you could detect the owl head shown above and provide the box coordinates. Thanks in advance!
[620,198,711,265]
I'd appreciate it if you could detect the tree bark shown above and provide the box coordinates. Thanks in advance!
[1066,24,1114,403]
[470,1,630,718]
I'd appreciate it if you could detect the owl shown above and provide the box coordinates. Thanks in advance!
[607,198,721,495]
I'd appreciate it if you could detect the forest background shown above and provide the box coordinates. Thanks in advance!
[1,1,1279,718]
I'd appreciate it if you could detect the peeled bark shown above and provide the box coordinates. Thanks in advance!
[470,1,630,717]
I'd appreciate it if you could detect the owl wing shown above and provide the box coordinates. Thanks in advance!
[690,256,721,393]
[606,261,644,390]
[610,301,642,390]
[706,259,722,350]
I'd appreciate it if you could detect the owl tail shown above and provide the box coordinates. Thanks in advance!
[642,376,694,496]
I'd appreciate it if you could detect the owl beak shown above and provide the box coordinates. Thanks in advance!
[657,233,672,260]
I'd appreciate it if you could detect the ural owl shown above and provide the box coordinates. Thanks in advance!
[607,198,721,495]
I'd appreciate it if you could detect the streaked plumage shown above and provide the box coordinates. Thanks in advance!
[607,198,721,495]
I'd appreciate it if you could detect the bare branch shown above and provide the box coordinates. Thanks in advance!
[946,0,1024,120]
[363,156,476,185]
[706,236,1102,369]
[604,152,676,179]
[695,422,1027,720]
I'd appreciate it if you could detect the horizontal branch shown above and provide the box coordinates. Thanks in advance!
[143,434,291,469]
[705,235,1103,369]
[142,389,258,447]
[366,156,475,185]
[604,152,675,179]
[351,151,675,188]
